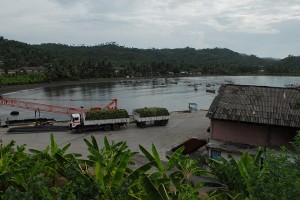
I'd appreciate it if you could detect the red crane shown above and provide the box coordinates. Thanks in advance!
[0,98,118,115]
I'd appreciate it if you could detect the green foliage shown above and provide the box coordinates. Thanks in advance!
[206,140,300,200]
[206,154,246,199]
[1,134,205,199]
[291,131,300,167]
[2,132,300,199]
[2,36,300,86]
[84,135,138,199]
[0,140,29,191]
[85,109,129,120]
[293,102,300,110]
[0,74,46,86]
[139,144,205,199]
[134,107,170,117]
[254,149,300,200]
[1,134,99,199]
[251,131,300,200]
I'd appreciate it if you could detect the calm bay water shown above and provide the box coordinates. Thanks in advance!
[1,76,299,122]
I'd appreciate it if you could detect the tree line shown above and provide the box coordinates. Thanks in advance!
[1,36,300,84]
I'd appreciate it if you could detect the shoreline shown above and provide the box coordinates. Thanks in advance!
[1,74,298,95]
[0,74,208,95]
[0,77,161,95]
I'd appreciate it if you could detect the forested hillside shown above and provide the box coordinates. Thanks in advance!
[1,36,299,83]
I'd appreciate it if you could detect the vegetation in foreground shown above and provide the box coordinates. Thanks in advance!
[1,132,300,199]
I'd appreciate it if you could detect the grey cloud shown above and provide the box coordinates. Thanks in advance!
[50,0,82,8]
[1,0,300,58]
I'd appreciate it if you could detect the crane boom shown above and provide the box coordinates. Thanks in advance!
[0,98,118,115]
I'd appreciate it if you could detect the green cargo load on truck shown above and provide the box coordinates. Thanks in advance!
[133,107,170,117]
[86,109,129,120]
[133,107,170,128]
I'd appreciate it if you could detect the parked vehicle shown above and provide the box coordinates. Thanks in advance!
[70,109,129,133]
[133,107,170,128]
[0,97,171,132]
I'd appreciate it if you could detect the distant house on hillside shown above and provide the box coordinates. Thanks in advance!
[18,66,45,74]
[206,84,300,159]
[7,69,18,75]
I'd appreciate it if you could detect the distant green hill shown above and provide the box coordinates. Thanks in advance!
[1,36,299,81]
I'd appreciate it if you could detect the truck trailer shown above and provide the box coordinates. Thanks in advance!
[133,107,170,128]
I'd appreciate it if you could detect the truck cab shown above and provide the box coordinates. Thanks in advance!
[70,113,82,129]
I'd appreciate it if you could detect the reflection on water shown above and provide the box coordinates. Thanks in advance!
[1,76,299,122]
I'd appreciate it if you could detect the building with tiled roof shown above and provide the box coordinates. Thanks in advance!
[18,66,45,74]
[206,84,300,159]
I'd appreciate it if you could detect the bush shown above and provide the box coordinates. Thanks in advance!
[85,109,129,120]
[134,107,170,117]
[0,74,46,85]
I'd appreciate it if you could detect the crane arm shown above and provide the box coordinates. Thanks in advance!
[0,98,118,115]
[0,98,88,115]
[104,98,118,109]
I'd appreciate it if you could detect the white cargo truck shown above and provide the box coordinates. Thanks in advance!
[70,111,129,133]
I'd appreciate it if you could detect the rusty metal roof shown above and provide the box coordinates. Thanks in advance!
[207,84,300,128]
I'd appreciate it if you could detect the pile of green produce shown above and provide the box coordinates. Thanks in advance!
[134,107,170,117]
[86,109,129,120]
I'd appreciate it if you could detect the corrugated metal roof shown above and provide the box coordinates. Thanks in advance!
[207,84,300,128]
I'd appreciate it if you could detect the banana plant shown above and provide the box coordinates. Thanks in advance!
[131,173,170,200]
[206,148,263,200]
[85,136,174,199]
[29,133,81,160]
[0,140,30,191]
[1,134,98,199]
[85,135,139,199]
[139,144,205,199]
[139,144,182,179]
[206,154,247,200]
[28,133,82,186]
[236,151,262,199]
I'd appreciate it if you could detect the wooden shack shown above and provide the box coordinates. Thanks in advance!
[206,84,300,158]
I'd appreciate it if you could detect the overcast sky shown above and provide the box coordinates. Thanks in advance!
[1,0,300,58]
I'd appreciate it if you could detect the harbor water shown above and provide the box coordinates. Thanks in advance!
[1,76,299,123]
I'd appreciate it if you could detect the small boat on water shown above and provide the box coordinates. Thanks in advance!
[188,82,196,87]
[285,83,300,88]
[206,84,216,93]
[206,82,216,93]
[224,80,235,84]
[10,111,19,116]
[206,88,216,93]
[158,83,167,87]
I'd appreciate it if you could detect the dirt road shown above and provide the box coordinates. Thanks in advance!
[0,110,210,160]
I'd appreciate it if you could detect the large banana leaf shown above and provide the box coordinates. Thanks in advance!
[111,150,132,188]
[139,174,166,200]
[166,146,184,171]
